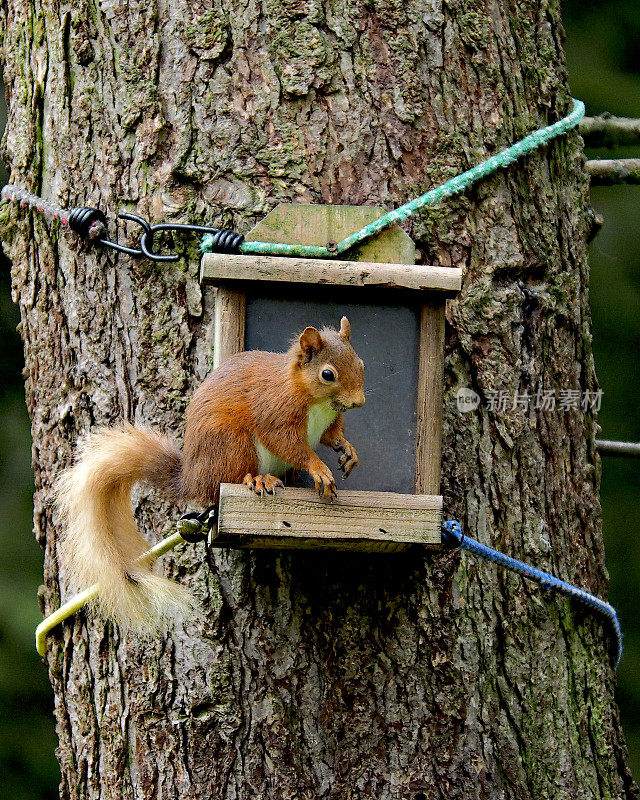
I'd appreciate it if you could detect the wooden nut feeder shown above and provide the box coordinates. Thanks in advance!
[200,204,462,552]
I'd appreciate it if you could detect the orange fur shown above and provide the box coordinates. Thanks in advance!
[56,317,365,631]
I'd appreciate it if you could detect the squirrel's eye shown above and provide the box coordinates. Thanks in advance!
[321,368,336,382]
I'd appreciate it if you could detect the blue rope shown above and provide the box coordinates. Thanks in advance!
[441,520,623,668]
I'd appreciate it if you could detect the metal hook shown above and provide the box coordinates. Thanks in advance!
[116,213,244,262]
[110,212,150,259]
[68,208,244,261]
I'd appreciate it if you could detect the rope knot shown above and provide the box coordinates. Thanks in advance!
[441,519,464,546]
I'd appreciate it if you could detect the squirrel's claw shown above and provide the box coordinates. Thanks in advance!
[243,473,284,497]
[309,462,337,500]
[317,480,337,499]
[337,440,359,478]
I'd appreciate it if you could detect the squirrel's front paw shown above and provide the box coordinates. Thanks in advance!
[336,439,359,479]
[308,459,337,499]
[243,473,284,497]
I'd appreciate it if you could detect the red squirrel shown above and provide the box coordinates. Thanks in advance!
[55,316,365,631]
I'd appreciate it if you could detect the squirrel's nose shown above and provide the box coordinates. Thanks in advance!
[351,390,365,408]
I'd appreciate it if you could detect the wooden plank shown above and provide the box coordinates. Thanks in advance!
[213,286,246,368]
[416,300,446,494]
[214,484,442,551]
[201,253,462,294]
[243,203,415,264]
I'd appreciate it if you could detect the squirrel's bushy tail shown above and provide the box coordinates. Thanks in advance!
[54,423,195,633]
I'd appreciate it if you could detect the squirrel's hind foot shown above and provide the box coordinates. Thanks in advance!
[243,473,284,497]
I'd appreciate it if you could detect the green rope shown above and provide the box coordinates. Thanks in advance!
[202,99,585,259]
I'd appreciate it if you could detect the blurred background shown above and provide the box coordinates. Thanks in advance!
[564,0,640,775]
[0,1,638,796]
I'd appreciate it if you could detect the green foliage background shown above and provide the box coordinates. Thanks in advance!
[563,0,640,777]
[0,84,59,797]
[0,2,638,796]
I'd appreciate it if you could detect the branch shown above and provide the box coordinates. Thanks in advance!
[585,159,640,186]
[580,115,640,148]
[596,439,640,457]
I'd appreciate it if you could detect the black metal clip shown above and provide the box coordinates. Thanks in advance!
[68,207,244,262]
[177,505,218,543]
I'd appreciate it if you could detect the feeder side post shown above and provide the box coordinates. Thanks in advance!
[213,287,246,368]
[416,299,446,494]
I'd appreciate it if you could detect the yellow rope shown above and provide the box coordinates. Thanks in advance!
[35,531,185,656]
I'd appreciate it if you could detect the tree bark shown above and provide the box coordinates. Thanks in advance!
[0,0,636,798]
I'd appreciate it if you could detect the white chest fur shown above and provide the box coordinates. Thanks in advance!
[306,398,339,449]
[255,399,338,476]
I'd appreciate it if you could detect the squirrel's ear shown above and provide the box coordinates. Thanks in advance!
[298,326,323,361]
[339,316,351,341]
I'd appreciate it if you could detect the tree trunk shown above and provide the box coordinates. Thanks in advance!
[0,0,636,798]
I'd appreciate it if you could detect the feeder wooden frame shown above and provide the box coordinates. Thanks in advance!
[200,204,462,551]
